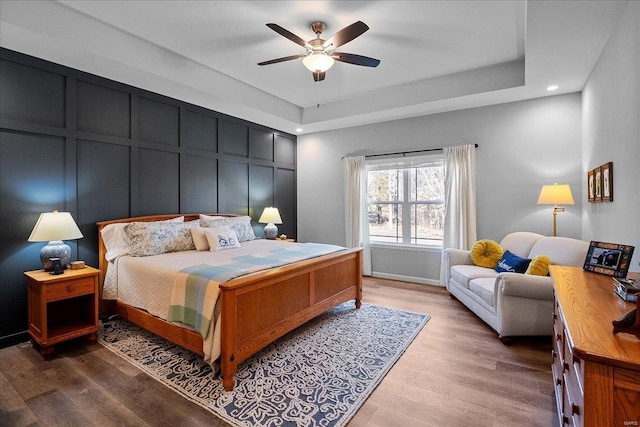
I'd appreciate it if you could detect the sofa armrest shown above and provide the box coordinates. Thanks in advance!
[497,273,554,300]
[443,248,473,267]
[441,248,473,288]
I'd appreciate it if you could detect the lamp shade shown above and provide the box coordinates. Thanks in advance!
[259,207,282,224]
[303,52,335,73]
[28,210,83,242]
[537,184,574,205]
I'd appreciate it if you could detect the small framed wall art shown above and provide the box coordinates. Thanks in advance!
[588,162,613,203]
[594,166,602,202]
[587,169,595,202]
[602,161,613,202]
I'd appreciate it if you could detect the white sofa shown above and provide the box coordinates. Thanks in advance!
[442,232,589,342]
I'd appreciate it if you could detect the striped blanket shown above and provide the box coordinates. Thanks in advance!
[167,243,344,340]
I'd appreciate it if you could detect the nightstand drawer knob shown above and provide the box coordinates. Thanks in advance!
[67,285,76,292]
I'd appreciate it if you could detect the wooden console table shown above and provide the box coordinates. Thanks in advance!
[550,266,640,427]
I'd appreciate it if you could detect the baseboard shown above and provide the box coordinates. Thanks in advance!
[371,272,443,287]
[0,330,29,349]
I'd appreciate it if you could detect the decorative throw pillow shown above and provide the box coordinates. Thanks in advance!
[525,254,551,276]
[126,220,198,256]
[470,239,504,268]
[204,227,241,251]
[200,216,256,242]
[495,250,532,273]
[101,216,184,261]
[190,227,210,251]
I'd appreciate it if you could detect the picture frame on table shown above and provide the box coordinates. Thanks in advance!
[602,162,613,202]
[587,169,595,202]
[583,241,635,278]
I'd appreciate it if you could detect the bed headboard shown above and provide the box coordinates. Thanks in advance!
[96,213,239,301]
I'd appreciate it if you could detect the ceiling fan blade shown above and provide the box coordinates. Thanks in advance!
[325,21,369,49]
[258,54,306,66]
[332,52,380,67]
[313,71,326,82]
[266,23,307,47]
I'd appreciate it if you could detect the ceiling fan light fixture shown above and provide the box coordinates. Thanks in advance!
[303,52,334,73]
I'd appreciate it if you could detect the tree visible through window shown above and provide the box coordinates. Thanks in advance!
[367,154,444,245]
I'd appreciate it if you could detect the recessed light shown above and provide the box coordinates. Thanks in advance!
[296,128,303,133]
[547,85,559,91]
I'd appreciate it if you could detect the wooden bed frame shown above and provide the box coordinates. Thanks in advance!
[97,214,362,391]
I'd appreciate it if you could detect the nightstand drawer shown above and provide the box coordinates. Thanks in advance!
[46,276,95,301]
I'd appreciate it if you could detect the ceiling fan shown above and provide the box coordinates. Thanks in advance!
[258,20,381,82]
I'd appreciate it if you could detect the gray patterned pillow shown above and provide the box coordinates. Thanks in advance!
[199,216,256,242]
[125,220,199,256]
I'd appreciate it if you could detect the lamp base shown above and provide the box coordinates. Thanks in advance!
[264,223,278,240]
[40,241,71,271]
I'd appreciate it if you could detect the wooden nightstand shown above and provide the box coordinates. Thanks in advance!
[25,266,100,358]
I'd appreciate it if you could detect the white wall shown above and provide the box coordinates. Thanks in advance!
[582,1,640,273]
[298,93,583,283]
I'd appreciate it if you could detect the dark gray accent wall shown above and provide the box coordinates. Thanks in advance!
[0,48,297,347]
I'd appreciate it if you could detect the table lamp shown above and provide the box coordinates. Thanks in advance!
[537,183,574,236]
[259,207,282,239]
[28,210,83,272]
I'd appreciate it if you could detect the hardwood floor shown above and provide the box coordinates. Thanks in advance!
[351,277,555,427]
[1,277,556,426]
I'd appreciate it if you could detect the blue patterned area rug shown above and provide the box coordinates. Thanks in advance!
[98,302,429,427]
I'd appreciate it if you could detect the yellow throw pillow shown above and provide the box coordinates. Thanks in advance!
[470,240,504,268]
[525,255,551,276]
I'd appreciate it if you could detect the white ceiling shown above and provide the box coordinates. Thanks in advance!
[0,0,628,135]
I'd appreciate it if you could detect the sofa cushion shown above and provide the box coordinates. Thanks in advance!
[529,237,590,267]
[495,250,531,273]
[525,254,551,276]
[469,277,496,308]
[499,232,544,259]
[451,265,498,289]
[470,239,503,268]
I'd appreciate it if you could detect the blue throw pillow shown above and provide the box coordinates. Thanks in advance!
[495,250,532,273]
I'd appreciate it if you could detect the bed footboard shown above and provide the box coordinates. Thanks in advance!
[219,247,362,391]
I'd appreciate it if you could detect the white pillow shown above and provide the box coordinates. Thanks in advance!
[101,223,131,262]
[190,227,210,251]
[204,227,241,251]
[101,216,184,261]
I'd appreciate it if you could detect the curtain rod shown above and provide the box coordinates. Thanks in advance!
[364,144,478,159]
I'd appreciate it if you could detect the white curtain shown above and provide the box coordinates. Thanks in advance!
[343,156,372,275]
[443,144,477,250]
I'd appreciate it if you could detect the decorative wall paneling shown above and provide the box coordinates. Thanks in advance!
[0,48,296,346]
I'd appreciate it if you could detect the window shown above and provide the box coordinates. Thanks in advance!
[367,153,444,245]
